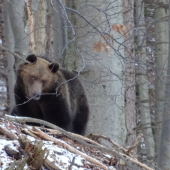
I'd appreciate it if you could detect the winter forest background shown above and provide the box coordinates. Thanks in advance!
[0,0,170,169]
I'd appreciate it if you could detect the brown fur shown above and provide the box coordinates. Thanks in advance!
[11,54,89,135]
[20,58,56,98]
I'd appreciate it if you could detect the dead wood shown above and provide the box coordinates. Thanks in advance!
[6,115,104,149]
[32,127,108,170]
[69,156,77,170]
[6,115,154,170]
[4,158,28,170]
[88,133,129,154]
[126,133,143,155]
[4,144,22,160]
[22,128,40,139]
[19,135,48,170]
[44,159,62,170]
[39,127,101,146]
[0,125,18,140]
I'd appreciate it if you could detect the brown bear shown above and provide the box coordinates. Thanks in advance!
[11,54,89,135]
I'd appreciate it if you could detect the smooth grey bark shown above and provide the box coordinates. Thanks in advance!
[154,0,169,156]
[122,0,136,150]
[135,0,155,159]
[4,3,15,113]
[4,0,29,111]
[31,0,39,20]
[157,1,170,168]
[73,0,127,145]
[34,0,47,56]
[64,1,76,71]
[7,0,29,62]
[48,0,67,65]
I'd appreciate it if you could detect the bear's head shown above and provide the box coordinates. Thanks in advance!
[20,54,59,100]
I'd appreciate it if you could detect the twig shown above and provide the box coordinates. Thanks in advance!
[88,134,130,155]
[0,45,27,62]
[44,159,62,170]
[39,127,101,147]
[127,133,143,154]
[0,125,18,140]
[69,155,77,170]
[22,128,40,139]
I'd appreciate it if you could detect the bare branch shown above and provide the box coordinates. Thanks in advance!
[0,45,28,62]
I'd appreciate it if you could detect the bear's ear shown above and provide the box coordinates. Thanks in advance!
[49,63,59,73]
[26,54,37,63]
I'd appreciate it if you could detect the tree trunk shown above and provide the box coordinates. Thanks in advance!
[48,0,67,65]
[3,3,15,113]
[64,1,76,71]
[27,0,35,53]
[135,0,155,159]
[154,0,169,156]
[68,0,127,145]
[157,1,170,168]
[34,0,47,56]
[7,0,29,63]
[122,0,136,150]
[4,0,29,111]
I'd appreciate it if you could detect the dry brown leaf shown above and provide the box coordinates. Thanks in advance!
[103,34,110,40]
[17,128,21,135]
[9,122,15,130]
[112,23,127,38]
[93,41,110,55]
[102,34,114,45]
[103,44,110,55]
[4,120,8,124]
[116,24,122,35]
[112,23,118,32]
[93,41,103,52]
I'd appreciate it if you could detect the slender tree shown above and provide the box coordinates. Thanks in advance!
[154,0,169,156]
[48,0,67,65]
[135,0,155,159]
[122,0,136,149]
[4,0,29,112]
[157,1,170,168]
[34,0,47,56]
[4,3,15,112]
[7,0,29,62]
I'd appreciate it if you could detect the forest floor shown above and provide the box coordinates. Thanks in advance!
[0,115,154,170]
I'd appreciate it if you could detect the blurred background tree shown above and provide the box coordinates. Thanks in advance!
[0,0,170,168]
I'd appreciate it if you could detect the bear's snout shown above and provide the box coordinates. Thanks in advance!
[32,92,41,100]
[28,81,42,100]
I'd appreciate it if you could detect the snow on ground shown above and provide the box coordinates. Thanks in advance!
[0,118,117,170]
[0,139,86,170]
[0,139,19,169]
[0,120,86,170]
[43,141,85,170]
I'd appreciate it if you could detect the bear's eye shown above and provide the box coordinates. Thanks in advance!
[42,80,46,85]
[31,76,35,80]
